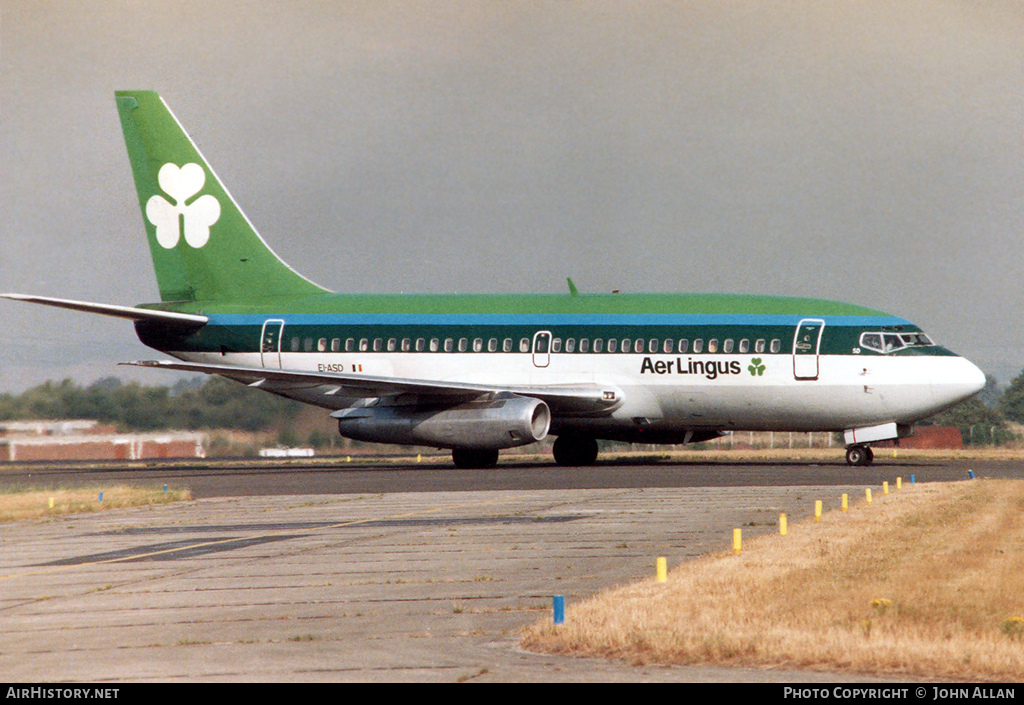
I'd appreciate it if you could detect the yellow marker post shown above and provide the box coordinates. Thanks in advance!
[841,493,848,512]
[815,500,822,522]
[656,557,667,583]
[866,488,873,505]
[733,528,742,555]
[896,477,902,490]
[417,454,422,463]
[48,497,54,509]
[779,513,787,536]
[883,481,889,495]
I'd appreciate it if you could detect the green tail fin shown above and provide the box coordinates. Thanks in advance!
[115,91,328,303]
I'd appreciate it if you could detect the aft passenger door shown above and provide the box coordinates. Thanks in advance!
[260,319,285,369]
[793,318,825,380]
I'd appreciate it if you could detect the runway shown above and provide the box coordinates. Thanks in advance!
[2,454,1011,497]
[0,458,1018,682]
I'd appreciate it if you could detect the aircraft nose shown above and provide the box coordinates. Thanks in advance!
[948,357,987,403]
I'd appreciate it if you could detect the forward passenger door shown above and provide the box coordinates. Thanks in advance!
[793,319,825,380]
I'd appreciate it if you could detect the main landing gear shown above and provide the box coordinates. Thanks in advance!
[552,434,599,467]
[451,448,499,469]
[845,444,874,467]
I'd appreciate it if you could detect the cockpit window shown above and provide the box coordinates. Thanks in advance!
[860,333,883,352]
[899,332,932,347]
[859,331,934,354]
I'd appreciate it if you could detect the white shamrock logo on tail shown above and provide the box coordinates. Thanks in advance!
[146,163,221,249]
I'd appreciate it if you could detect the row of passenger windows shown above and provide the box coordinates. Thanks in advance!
[287,336,784,355]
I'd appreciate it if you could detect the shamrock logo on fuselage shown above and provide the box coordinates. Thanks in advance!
[748,358,766,376]
[145,163,221,249]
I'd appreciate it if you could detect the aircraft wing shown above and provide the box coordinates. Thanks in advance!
[1,294,208,327]
[122,359,621,415]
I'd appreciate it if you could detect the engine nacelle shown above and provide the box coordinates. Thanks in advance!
[333,395,551,450]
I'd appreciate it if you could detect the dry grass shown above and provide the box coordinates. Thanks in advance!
[0,485,192,522]
[522,479,1024,681]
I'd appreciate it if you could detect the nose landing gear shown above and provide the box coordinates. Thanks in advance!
[845,444,874,466]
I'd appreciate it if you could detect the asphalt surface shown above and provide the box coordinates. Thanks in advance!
[3,454,1015,497]
[1,457,1020,683]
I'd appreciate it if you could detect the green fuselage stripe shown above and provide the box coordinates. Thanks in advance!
[136,317,954,359]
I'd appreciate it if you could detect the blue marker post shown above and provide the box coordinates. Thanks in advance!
[553,595,565,626]
[910,474,916,484]
[163,484,168,493]
[968,470,975,480]
[98,491,103,502]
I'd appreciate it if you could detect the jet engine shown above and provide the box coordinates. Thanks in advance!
[332,394,550,450]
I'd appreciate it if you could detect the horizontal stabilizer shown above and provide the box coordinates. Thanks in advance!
[122,359,621,415]
[1,294,208,327]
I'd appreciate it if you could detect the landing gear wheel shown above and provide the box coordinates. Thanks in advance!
[845,444,874,467]
[552,435,599,466]
[451,448,499,469]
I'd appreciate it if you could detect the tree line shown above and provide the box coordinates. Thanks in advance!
[2,369,1024,445]
[0,376,304,433]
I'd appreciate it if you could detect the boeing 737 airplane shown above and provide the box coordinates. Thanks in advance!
[3,91,986,468]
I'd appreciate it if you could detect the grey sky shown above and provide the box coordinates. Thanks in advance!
[2,1,1022,392]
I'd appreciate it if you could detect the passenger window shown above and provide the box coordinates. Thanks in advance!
[693,339,704,353]
[677,339,688,353]
[318,338,327,352]
[755,339,766,354]
[649,339,658,353]
[607,339,617,353]
[304,337,313,352]
[359,338,369,352]
[552,338,562,353]
[457,338,467,352]
[594,338,604,353]
[430,338,439,352]
[331,338,341,352]
[401,338,411,352]
[565,338,575,353]
[445,339,454,352]
[724,339,734,353]
[473,338,483,352]
[290,337,300,352]
[770,339,781,353]
[387,338,396,352]
[416,338,425,352]
[662,339,673,354]
[345,338,355,352]
[739,339,749,353]
[503,338,513,353]
[635,339,645,354]
[519,338,530,352]
[579,339,590,353]
[621,339,630,353]
[708,339,719,353]
[488,338,498,352]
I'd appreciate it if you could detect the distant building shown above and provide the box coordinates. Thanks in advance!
[0,420,206,461]
[259,447,315,458]
[877,425,963,450]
